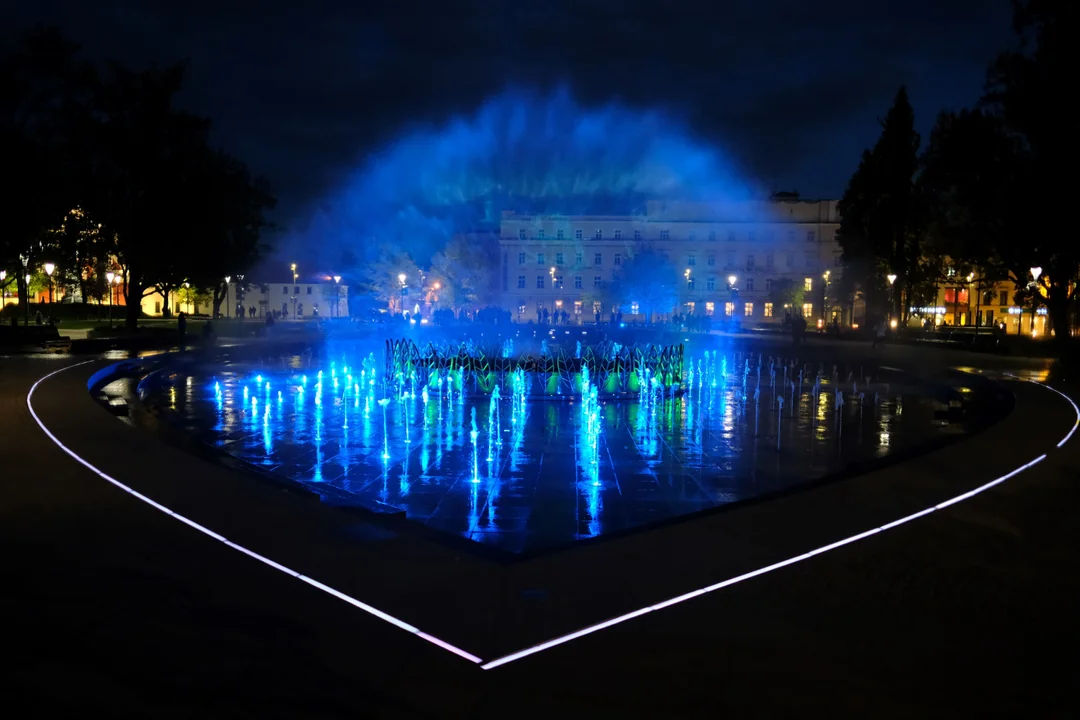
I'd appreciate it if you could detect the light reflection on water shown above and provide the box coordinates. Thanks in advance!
[148,352,960,554]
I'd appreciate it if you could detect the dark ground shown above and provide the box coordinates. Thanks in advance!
[2,336,1078,718]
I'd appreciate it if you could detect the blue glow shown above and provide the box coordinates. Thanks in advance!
[290,86,759,264]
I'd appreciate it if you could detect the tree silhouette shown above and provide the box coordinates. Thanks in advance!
[607,247,678,323]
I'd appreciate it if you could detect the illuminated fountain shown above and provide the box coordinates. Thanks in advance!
[142,336,975,555]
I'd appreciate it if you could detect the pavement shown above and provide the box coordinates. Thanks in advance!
[3,338,1079,718]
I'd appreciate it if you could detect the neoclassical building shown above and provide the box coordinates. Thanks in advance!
[495,198,842,325]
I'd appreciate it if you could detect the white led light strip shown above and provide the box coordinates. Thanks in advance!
[27,361,482,665]
[28,362,1080,672]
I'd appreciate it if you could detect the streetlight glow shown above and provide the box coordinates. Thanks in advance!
[727,275,737,286]
[333,275,341,284]
[1030,266,1042,282]
[44,263,55,277]
[887,274,897,285]
[398,273,406,284]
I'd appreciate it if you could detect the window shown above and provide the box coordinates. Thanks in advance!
[556,252,564,265]
[537,252,545,265]
[745,278,754,292]
[766,252,774,269]
[614,229,622,240]
[786,253,794,268]
[155,301,161,314]
[518,252,526,264]
[594,253,602,265]
[537,229,544,240]
[727,231,736,242]
[706,277,716,291]
[685,301,695,315]
[708,231,716,241]
[614,253,621,265]
[518,305,526,316]
[282,286,288,295]
[805,252,815,268]
[519,229,526,240]
[705,301,715,316]
[744,302,754,317]
[687,278,696,290]
[629,302,640,314]
[574,275,583,289]
[746,255,755,270]
[804,278,813,292]
[688,255,696,266]
[294,286,300,295]
[595,230,602,240]
[575,229,583,240]
[764,230,775,243]
[689,232,696,241]
[787,230,795,242]
[593,276,603,288]
[707,254,715,266]
[306,286,312,294]
[802,302,814,318]
[517,275,526,289]
[765,279,772,292]
[555,275,564,289]
[764,302,774,318]
[660,230,670,240]
[983,290,994,305]
[726,252,735,268]
[537,276,545,289]
[634,230,642,241]
[574,301,582,315]
[575,251,583,266]
[593,301,602,314]
[999,290,1008,305]
[724,302,734,317]
[807,231,816,243]
[557,229,564,240]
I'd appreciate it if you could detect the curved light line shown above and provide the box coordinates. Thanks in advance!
[27,360,482,665]
[480,379,1079,670]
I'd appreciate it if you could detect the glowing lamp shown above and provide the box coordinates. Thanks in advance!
[44,263,55,277]
[886,274,897,285]
[1030,267,1042,282]
[890,319,898,329]
[333,275,341,284]
[727,275,737,286]
[106,272,115,284]
[434,282,441,290]
[225,275,231,284]
[398,273,406,284]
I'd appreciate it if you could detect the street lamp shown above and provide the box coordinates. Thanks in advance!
[44,262,55,304]
[0,270,6,314]
[1028,267,1043,336]
[398,272,407,315]
[106,272,115,326]
[727,274,737,288]
[332,275,341,317]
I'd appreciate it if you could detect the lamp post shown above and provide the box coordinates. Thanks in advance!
[44,262,55,304]
[1029,266,1042,336]
[224,276,231,319]
[19,253,29,326]
[332,275,341,318]
[0,270,6,315]
[822,270,830,325]
[106,272,115,326]
[886,273,897,327]
[398,273,407,315]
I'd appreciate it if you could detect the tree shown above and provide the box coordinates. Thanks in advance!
[606,247,678,323]
[836,87,925,322]
[429,234,498,310]
[363,247,421,314]
[769,278,804,315]
[980,0,1079,346]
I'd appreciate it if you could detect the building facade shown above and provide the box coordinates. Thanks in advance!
[223,278,349,319]
[496,198,842,325]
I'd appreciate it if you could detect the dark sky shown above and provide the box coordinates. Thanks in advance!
[5,0,1015,235]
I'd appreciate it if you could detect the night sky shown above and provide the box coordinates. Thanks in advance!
[5,0,1014,263]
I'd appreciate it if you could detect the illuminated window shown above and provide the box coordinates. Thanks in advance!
[764,302,774,318]
[517,275,525,288]
[594,253,602,265]
[518,252,526,264]
[706,277,715,291]
[630,301,640,314]
[688,255,696,266]
[807,231,816,242]
[660,230,670,240]
[614,253,621,265]
[536,276,545,289]
[593,276,602,288]
[557,229,564,240]
[593,301,602,314]
[574,275,582,289]
[519,229,526,240]
[804,277,813,292]
[802,302,813,318]
[574,301,582,314]
[705,301,715,316]
[537,229,544,240]
[614,230,622,240]
[595,230,602,240]
[707,254,715,266]
[556,252,564,265]
[744,302,754,317]
[686,301,695,315]
[537,252,545,265]
[725,302,735,317]
[518,305,526,315]
[745,278,754,292]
